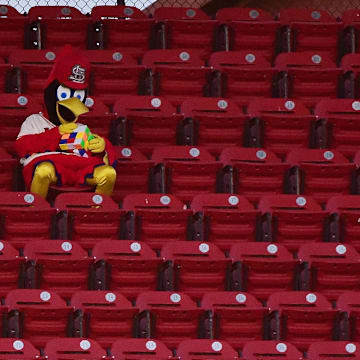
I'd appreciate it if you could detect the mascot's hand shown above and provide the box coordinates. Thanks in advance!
[59,122,77,135]
[88,134,106,154]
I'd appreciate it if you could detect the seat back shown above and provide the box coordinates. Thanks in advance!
[314,99,360,158]
[242,341,303,360]
[71,290,137,348]
[247,98,313,158]
[190,194,258,251]
[28,6,90,49]
[180,97,245,155]
[0,339,40,360]
[44,338,106,359]
[114,95,180,156]
[177,339,239,360]
[161,241,229,300]
[152,146,221,203]
[0,94,41,155]
[111,338,173,360]
[298,243,360,300]
[9,49,55,102]
[258,194,325,252]
[92,240,161,300]
[267,291,336,351]
[202,291,266,349]
[136,291,201,349]
[0,192,55,249]
[286,149,355,204]
[229,242,297,300]
[113,146,154,203]
[54,193,121,250]
[308,341,360,360]
[23,240,90,298]
[220,147,288,203]
[5,289,70,348]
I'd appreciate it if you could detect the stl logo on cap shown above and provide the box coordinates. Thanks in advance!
[69,64,86,84]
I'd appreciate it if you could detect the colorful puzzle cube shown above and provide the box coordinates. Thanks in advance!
[59,124,93,157]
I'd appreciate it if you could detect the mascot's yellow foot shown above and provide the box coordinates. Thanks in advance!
[30,162,57,198]
[86,165,116,196]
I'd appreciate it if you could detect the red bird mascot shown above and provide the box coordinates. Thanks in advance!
[15,46,117,198]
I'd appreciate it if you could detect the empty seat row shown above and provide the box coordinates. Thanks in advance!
[1,337,358,360]
[3,49,360,109]
[2,230,360,301]
[2,5,360,63]
[0,288,360,351]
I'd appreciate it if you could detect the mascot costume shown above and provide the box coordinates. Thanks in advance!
[15,46,117,198]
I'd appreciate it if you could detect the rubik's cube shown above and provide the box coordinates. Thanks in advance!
[59,124,93,157]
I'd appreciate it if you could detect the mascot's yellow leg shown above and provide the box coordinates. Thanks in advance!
[86,165,116,196]
[30,162,57,198]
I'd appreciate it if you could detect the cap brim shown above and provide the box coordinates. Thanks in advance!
[62,79,88,90]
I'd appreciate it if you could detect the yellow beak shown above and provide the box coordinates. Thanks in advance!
[56,97,89,124]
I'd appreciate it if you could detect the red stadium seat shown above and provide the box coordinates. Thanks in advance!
[285,149,355,204]
[71,290,137,348]
[90,6,154,60]
[216,8,279,61]
[54,193,123,250]
[22,240,91,299]
[275,51,341,108]
[190,194,259,252]
[209,51,276,108]
[219,147,289,203]
[78,96,115,139]
[257,194,326,253]
[142,49,211,106]
[112,146,154,203]
[297,243,360,300]
[229,242,298,301]
[5,289,71,348]
[314,99,360,158]
[85,50,145,108]
[242,340,303,360]
[176,339,239,360]
[340,53,360,99]
[44,338,106,359]
[28,6,90,49]
[121,193,190,251]
[201,291,266,349]
[246,98,314,159]
[151,146,222,204]
[337,292,360,342]
[135,291,202,349]
[0,339,40,360]
[111,338,173,359]
[91,240,161,300]
[342,10,360,56]
[160,241,229,300]
[0,241,21,299]
[0,5,27,60]
[279,9,341,62]
[153,7,217,59]
[326,195,360,251]
[180,97,247,156]
[0,61,11,94]
[9,49,56,104]
[113,95,182,156]
[0,192,55,249]
[308,341,360,360]
[0,94,42,156]
[267,291,337,350]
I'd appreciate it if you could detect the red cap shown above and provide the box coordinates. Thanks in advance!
[45,44,91,90]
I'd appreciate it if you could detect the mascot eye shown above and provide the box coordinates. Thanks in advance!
[73,90,85,102]
[56,85,71,101]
